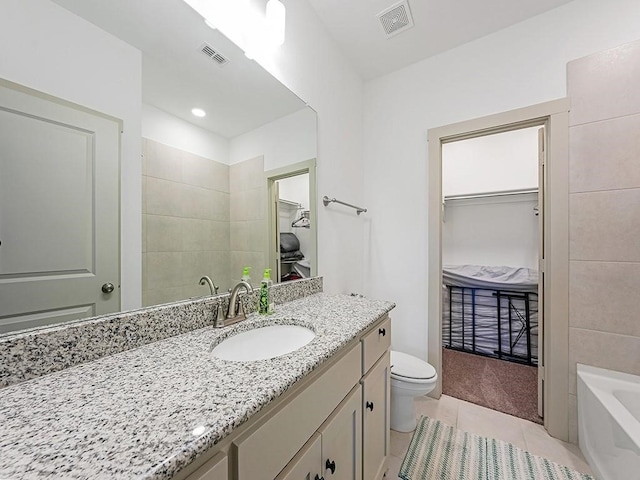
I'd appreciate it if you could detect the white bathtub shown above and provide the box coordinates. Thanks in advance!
[577,364,640,480]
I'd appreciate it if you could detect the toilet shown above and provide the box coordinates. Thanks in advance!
[390,350,438,432]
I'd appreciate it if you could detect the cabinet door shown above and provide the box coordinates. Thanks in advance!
[186,452,228,480]
[320,385,362,480]
[275,433,322,480]
[362,351,390,480]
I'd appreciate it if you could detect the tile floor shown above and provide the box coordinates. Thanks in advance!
[387,394,594,479]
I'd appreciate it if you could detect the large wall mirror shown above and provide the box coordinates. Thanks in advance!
[0,0,317,334]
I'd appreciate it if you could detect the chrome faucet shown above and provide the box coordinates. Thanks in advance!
[199,276,219,295]
[223,280,253,326]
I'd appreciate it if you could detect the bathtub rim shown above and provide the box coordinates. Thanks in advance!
[577,363,640,449]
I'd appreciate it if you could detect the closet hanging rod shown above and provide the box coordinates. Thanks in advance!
[322,196,367,215]
[444,188,538,202]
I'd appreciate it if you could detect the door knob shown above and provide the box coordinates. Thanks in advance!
[366,401,374,411]
[101,283,115,294]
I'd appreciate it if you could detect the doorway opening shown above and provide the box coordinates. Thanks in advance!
[441,126,542,424]
[427,99,570,441]
[266,159,317,284]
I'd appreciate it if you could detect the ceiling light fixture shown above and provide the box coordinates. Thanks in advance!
[191,108,206,117]
[183,0,286,59]
[266,0,286,47]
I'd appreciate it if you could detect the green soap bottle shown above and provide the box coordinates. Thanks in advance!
[259,268,273,315]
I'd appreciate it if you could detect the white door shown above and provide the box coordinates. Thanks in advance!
[0,80,120,333]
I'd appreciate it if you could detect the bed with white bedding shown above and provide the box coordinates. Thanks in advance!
[442,265,539,365]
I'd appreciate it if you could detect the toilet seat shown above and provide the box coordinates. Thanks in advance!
[390,350,437,384]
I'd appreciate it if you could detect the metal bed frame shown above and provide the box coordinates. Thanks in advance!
[444,285,538,366]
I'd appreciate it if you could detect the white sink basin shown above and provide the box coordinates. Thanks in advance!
[210,324,315,361]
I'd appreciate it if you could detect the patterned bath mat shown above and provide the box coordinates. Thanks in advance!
[399,417,595,480]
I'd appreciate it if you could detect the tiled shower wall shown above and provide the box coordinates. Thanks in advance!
[229,156,269,282]
[567,40,640,442]
[142,139,231,306]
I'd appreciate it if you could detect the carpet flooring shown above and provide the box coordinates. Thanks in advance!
[442,348,542,424]
[399,417,595,480]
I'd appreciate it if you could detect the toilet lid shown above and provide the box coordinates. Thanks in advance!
[390,351,436,380]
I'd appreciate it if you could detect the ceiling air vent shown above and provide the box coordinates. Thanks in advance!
[199,42,229,66]
[377,0,414,38]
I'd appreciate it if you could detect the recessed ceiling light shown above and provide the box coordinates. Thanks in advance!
[191,108,206,118]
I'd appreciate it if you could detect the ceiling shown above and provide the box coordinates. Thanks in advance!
[51,0,307,138]
[306,0,574,80]
[50,0,575,136]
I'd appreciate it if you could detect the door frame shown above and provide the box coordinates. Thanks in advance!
[427,99,570,440]
[265,159,318,281]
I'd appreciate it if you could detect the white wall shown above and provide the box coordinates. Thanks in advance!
[363,0,640,359]
[229,108,317,169]
[0,0,142,310]
[254,0,365,294]
[442,195,539,269]
[442,127,539,197]
[142,104,229,164]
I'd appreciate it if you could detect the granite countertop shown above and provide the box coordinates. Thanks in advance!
[0,293,394,479]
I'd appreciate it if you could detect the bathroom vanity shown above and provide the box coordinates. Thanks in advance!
[0,283,394,480]
[184,314,391,480]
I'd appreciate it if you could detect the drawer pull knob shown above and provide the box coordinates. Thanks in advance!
[366,401,374,411]
[326,459,336,474]
[379,328,386,336]
[315,476,325,480]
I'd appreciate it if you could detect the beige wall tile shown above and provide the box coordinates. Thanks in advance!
[230,187,266,221]
[568,40,640,126]
[146,177,183,217]
[231,251,268,282]
[181,251,216,287]
[181,151,214,189]
[142,176,147,214]
[143,286,184,308]
[570,189,640,262]
[142,214,147,253]
[142,252,147,291]
[568,394,578,445]
[146,215,183,252]
[182,219,213,252]
[210,221,230,251]
[211,251,231,291]
[569,114,640,193]
[570,260,640,336]
[182,185,214,220]
[145,140,182,182]
[230,222,250,252]
[568,327,640,394]
[211,160,230,193]
[230,156,264,192]
[211,190,230,222]
[145,252,182,290]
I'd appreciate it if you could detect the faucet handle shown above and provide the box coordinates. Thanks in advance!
[236,297,246,318]
[215,300,226,327]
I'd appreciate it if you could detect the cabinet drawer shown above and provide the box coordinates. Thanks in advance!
[234,343,362,480]
[361,316,390,373]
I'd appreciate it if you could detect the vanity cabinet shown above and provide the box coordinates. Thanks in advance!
[276,385,362,480]
[187,452,228,480]
[180,314,390,480]
[361,317,391,480]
